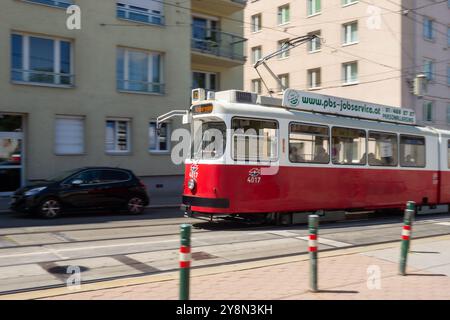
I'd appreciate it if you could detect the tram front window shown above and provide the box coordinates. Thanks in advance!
[191,119,227,160]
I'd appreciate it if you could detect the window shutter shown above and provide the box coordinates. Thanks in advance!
[55,116,84,154]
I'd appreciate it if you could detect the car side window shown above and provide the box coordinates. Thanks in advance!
[67,170,102,185]
[100,170,130,183]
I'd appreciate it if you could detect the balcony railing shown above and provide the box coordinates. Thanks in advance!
[11,69,75,87]
[117,79,165,94]
[117,5,165,26]
[24,0,73,9]
[192,26,247,61]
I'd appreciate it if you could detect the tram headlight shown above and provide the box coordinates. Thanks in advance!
[188,179,196,191]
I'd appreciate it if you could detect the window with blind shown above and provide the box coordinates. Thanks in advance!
[106,119,131,153]
[54,116,85,155]
[149,122,170,152]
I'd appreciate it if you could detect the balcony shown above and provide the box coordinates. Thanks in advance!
[191,26,247,67]
[191,0,246,15]
[12,69,75,87]
[117,79,165,95]
[117,4,164,26]
[23,0,73,9]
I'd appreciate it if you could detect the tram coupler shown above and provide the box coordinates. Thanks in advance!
[181,204,192,218]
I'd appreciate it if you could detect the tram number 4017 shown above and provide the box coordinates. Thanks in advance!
[247,176,261,184]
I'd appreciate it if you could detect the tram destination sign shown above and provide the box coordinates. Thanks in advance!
[282,89,416,125]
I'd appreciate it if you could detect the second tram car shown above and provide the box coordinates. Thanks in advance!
[179,89,450,222]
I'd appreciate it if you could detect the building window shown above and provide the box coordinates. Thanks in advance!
[447,27,450,47]
[447,65,450,85]
[251,46,262,64]
[278,4,290,25]
[308,0,321,16]
[278,74,289,91]
[343,21,358,45]
[423,17,434,40]
[54,116,85,155]
[24,0,73,9]
[11,34,73,86]
[117,47,164,94]
[251,14,262,32]
[446,104,450,124]
[193,71,218,91]
[308,68,321,89]
[149,122,170,152]
[251,79,262,94]
[117,1,164,25]
[332,127,366,165]
[423,100,434,122]
[423,58,434,81]
[106,119,131,153]
[343,62,358,84]
[278,39,290,59]
[308,30,321,52]
[342,0,358,6]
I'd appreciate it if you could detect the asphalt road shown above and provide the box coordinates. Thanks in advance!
[1,208,450,295]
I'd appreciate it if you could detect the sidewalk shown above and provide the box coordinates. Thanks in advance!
[4,235,449,300]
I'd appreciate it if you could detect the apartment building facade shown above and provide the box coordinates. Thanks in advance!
[244,0,449,127]
[0,0,246,195]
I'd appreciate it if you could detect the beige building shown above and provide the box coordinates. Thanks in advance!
[244,0,449,127]
[0,0,246,196]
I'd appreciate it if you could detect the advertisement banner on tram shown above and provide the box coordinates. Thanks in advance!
[282,89,416,125]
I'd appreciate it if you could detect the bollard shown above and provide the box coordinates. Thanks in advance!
[399,201,415,276]
[308,215,319,292]
[179,224,192,300]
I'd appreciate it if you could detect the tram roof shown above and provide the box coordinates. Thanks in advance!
[198,100,444,137]
[191,89,450,137]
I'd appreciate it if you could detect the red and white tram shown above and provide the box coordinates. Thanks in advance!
[179,88,450,222]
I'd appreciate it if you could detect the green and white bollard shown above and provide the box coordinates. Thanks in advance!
[308,215,319,292]
[399,201,415,276]
[179,224,192,300]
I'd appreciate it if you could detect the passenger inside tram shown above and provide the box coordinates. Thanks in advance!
[313,146,329,163]
[289,146,305,162]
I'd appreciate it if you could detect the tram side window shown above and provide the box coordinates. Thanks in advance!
[368,132,398,166]
[332,127,366,165]
[400,135,426,167]
[232,118,278,162]
[289,123,330,164]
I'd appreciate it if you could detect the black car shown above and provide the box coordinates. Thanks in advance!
[10,167,150,218]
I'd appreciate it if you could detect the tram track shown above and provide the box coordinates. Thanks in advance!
[1,230,450,297]
[0,212,448,251]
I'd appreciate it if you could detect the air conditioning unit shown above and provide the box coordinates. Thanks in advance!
[214,90,258,104]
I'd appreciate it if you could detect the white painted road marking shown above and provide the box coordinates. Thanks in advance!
[435,222,450,226]
[297,236,352,248]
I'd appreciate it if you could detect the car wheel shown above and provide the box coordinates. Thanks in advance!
[39,198,62,219]
[127,197,145,215]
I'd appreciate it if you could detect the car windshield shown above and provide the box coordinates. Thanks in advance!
[46,168,81,182]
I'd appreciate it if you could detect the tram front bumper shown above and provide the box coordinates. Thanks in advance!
[182,195,230,209]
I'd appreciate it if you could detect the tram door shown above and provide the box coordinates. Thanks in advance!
[0,115,23,194]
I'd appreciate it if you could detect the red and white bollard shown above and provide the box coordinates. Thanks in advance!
[309,215,319,292]
[179,224,192,300]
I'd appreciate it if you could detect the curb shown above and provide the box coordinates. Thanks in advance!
[4,233,450,301]
[0,205,181,215]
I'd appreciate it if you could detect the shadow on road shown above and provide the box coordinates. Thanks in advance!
[0,207,185,229]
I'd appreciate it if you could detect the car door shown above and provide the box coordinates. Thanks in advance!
[59,170,104,209]
[97,169,131,208]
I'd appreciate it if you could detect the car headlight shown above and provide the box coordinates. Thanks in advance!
[188,179,196,191]
[25,187,47,196]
